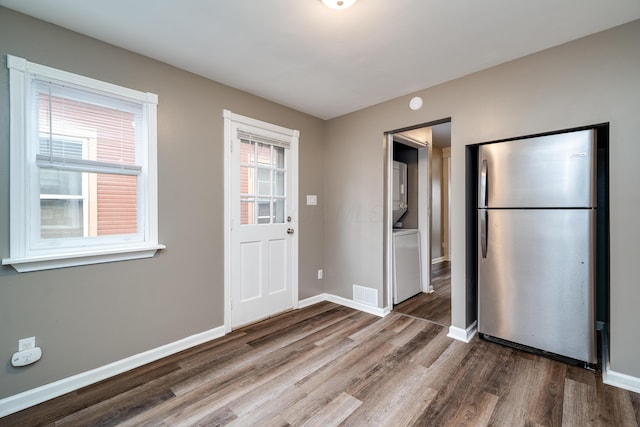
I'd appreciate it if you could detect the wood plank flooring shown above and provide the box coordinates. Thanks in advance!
[2,301,639,426]
[394,261,451,326]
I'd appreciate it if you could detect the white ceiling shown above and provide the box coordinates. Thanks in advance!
[2,1,640,120]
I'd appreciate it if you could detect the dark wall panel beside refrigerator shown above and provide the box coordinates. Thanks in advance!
[595,126,610,327]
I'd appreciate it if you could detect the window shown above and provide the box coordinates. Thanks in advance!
[238,133,287,225]
[3,55,164,272]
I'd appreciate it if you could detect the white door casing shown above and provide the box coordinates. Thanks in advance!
[224,110,299,330]
[385,132,433,310]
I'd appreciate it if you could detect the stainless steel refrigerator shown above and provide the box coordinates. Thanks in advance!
[477,129,597,364]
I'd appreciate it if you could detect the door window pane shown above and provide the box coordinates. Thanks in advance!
[274,171,285,196]
[274,146,285,168]
[257,168,271,196]
[240,197,255,225]
[240,166,255,194]
[257,143,271,166]
[240,139,255,164]
[273,199,285,223]
[257,199,271,224]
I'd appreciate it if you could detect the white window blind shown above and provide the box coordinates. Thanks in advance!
[237,129,291,149]
[34,80,143,176]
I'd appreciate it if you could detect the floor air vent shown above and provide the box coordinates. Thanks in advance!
[353,284,378,307]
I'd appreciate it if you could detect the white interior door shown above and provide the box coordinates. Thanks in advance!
[225,111,298,329]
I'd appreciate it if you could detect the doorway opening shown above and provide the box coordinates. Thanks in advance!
[384,119,452,326]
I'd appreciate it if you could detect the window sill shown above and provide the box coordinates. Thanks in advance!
[2,244,166,273]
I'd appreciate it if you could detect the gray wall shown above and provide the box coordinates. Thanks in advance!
[324,20,640,378]
[0,8,325,398]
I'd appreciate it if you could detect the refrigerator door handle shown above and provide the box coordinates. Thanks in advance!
[480,209,488,258]
[480,159,488,207]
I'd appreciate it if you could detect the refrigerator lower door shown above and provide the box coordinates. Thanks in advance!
[478,209,596,363]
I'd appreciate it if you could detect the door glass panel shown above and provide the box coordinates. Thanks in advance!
[240,139,255,164]
[240,197,255,225]
[274,171,285,196]
[240,166,255,195]
[257,143,271,166]
[273,199,285,223]
[238,135,287,226]
[257,168,271,196]
[274,146,285,168]
[257,199,271,224]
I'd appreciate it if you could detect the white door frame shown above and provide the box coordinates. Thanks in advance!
[384,132,433,310]
[442,147,451,261]
[223,110,299,333]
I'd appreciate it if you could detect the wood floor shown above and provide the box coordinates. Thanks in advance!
[3,300,639,426]
[394,260,451,326]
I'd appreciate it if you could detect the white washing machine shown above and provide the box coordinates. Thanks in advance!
[393,229,423,304]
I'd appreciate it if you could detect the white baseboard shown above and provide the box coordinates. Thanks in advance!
[603,367,640,394]
[602,366,640,393]
[0,326,225,418]
[299,293,388,318]
[431,256,446,264]
[447,321,477,343]
[601,327,640,394]
[325,293,388,317]
[297,294,327,308]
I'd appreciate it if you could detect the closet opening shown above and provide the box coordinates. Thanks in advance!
[384,119,452,326]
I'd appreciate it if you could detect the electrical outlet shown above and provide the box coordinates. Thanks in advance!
[317,269,323,280]
[18,337,36,352]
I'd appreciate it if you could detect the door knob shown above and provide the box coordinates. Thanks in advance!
[287,228,295,235]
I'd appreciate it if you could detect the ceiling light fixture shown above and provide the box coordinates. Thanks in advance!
[321,0,358,10]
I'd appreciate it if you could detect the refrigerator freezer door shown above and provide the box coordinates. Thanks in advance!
[478,130,596,208]
[478,209,596,363]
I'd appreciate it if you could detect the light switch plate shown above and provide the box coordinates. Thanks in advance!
[306,195,317,206]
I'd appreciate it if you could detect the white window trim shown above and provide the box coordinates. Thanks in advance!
[2,55,164,272]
